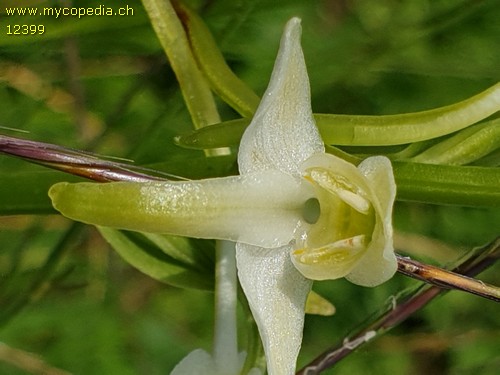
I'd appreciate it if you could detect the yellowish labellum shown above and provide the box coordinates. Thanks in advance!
[306,168,371,214]
[292,156,383,280]
[292,234,368,282]
[302,167,376,249]
[294,234,367,265]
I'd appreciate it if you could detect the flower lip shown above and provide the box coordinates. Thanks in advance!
[292,153,397,285]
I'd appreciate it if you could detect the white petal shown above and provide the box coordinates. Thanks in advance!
[50,170,315,249]
[170,349,260,375]
[236,244,312,375]
[238,17,324,176]
[170,349,217,375]
[345,156,397,286]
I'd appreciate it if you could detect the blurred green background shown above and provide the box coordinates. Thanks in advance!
[0,0,499,374]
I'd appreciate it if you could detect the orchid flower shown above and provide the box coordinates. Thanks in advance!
[49,18,397,374]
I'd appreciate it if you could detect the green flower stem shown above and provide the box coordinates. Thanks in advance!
[383,141,440,161]
[392,161,500,207]
[213,241,240,374]
[410,118,500,165]
[172,1,260,118]
[176,83,500,148]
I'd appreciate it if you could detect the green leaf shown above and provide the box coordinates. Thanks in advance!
[410,118,500,165]
[176,81,500,148]
[98,227,214,291]
[141,232,214,270]
[175,118,249,149]
[174,1,260,118]
[141,0,220,131]
[393,161,500,207]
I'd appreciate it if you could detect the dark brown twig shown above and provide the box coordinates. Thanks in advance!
[0,134,164,182]
[297,238,500,374]
[397,254,500,302]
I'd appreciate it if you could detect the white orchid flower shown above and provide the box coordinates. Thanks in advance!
[49,18,397,374]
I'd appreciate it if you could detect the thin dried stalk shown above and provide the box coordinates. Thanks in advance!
[0,134,163,182]
[297,237,500,374]
[397,254,500,302]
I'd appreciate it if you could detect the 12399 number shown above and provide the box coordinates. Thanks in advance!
[6,25,45,35]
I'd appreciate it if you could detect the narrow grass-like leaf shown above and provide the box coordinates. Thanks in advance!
[141,0,220,130]
[173,1,260,118]
[175,118,249,149]
[98,227,213,290]
[410,118,500,165]
[176,83,500,148]
[141,232,208,268]
[393,161,500,207]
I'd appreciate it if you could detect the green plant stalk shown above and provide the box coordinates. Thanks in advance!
[173,1,260,118]
[384,140,441,161]
[176,83,500,148]
[213,241,240,375]
[392,161,500,207]
[140,0,220,131]
[410,118,500,165]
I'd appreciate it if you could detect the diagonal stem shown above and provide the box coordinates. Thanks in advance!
[297,237,500,375]
[396,254,500,302]
[0,134,164,182]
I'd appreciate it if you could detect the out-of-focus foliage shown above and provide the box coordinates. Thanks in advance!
[0,0,499,373]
